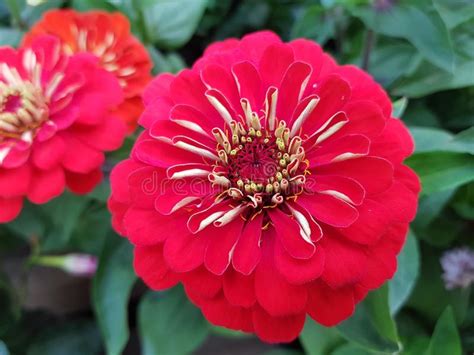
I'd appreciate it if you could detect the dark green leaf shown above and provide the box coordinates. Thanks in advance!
[369,40,422,87]
[27,320,102,355]
[389,231,420,314]
[92,235,136,355]
[140,0,208,48]
[71,0,115,11]
[433,0,474,28]
[337,285,400,353]
[40,192,90,252]
[290,5,335,45]
[349,1,455,71]
[425,307,462,355]
[300,317,344,355]
[138,287,210,355]
[413,189,456,229]
[410,126,474,154]
[406,152,474,195]
[332,343,372,355]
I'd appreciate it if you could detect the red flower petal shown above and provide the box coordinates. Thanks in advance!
[134,244,180,290]
[297,193,359,228]
[252,306,305,344]
[223,269,256,307]
[255,237,308,316]
[232,213,263,275]
[307,281,355,326]
[0,197,23,223]
[320,234,367,288]
[274,238,325,285]
[27,167,65,204]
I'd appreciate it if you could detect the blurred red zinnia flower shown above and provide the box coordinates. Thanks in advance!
[0,35,126,223]
[23,9,152,132]
[109,31,420,342]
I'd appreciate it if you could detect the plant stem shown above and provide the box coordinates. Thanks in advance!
[5,0,26,30]
[362,29,375,71]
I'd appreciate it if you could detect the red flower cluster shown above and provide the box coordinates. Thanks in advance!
[0,35,126,222]
[24,10,152,131]
[109,31,420,342]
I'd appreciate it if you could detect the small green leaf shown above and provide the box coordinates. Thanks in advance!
[392,97,408,118]
[388,230,420,314]
[139,0,208,48]
[300,318,344,355]
[337,284,400,353]
[92,235,136,355]
[138,287,210,355]
[425,307,462,355]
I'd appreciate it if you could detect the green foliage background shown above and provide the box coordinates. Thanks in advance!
[0,0,473,354]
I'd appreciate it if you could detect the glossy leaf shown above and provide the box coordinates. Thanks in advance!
[138,287,210,355]
[337,285,400,353]
[389,230,420,314]
[300,318,344,355]
[349,1,455,71]
[139,0,208,48]
[92,235,136,355]
[425,307,462,355]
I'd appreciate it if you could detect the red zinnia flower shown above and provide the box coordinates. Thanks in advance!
[109,31,420,342]
[23,9,152,132]
[0,35,126,222]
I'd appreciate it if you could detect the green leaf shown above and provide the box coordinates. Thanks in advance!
[332,343,372,355]
[138,287,210,355]
[71,0,115,11]
[337,285,400,353]
[410,126,474,154]
[349,1,454,71]
[139,0,208,48]
[92,235,136,355]
[300,318,344,355]
[425,307,462,355]
[27,320,102,355]
[406,152,474,195]
[393,19,474,97]
[388,230,420,314]
[392,97,408,118]
[433,0,474,28]
[40,192,90,252]
[369,39,422,87]
[290,5,335,45]
[413,189,456,229]
[147,46,186,75]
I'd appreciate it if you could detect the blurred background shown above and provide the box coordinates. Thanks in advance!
[0,0,473,354]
